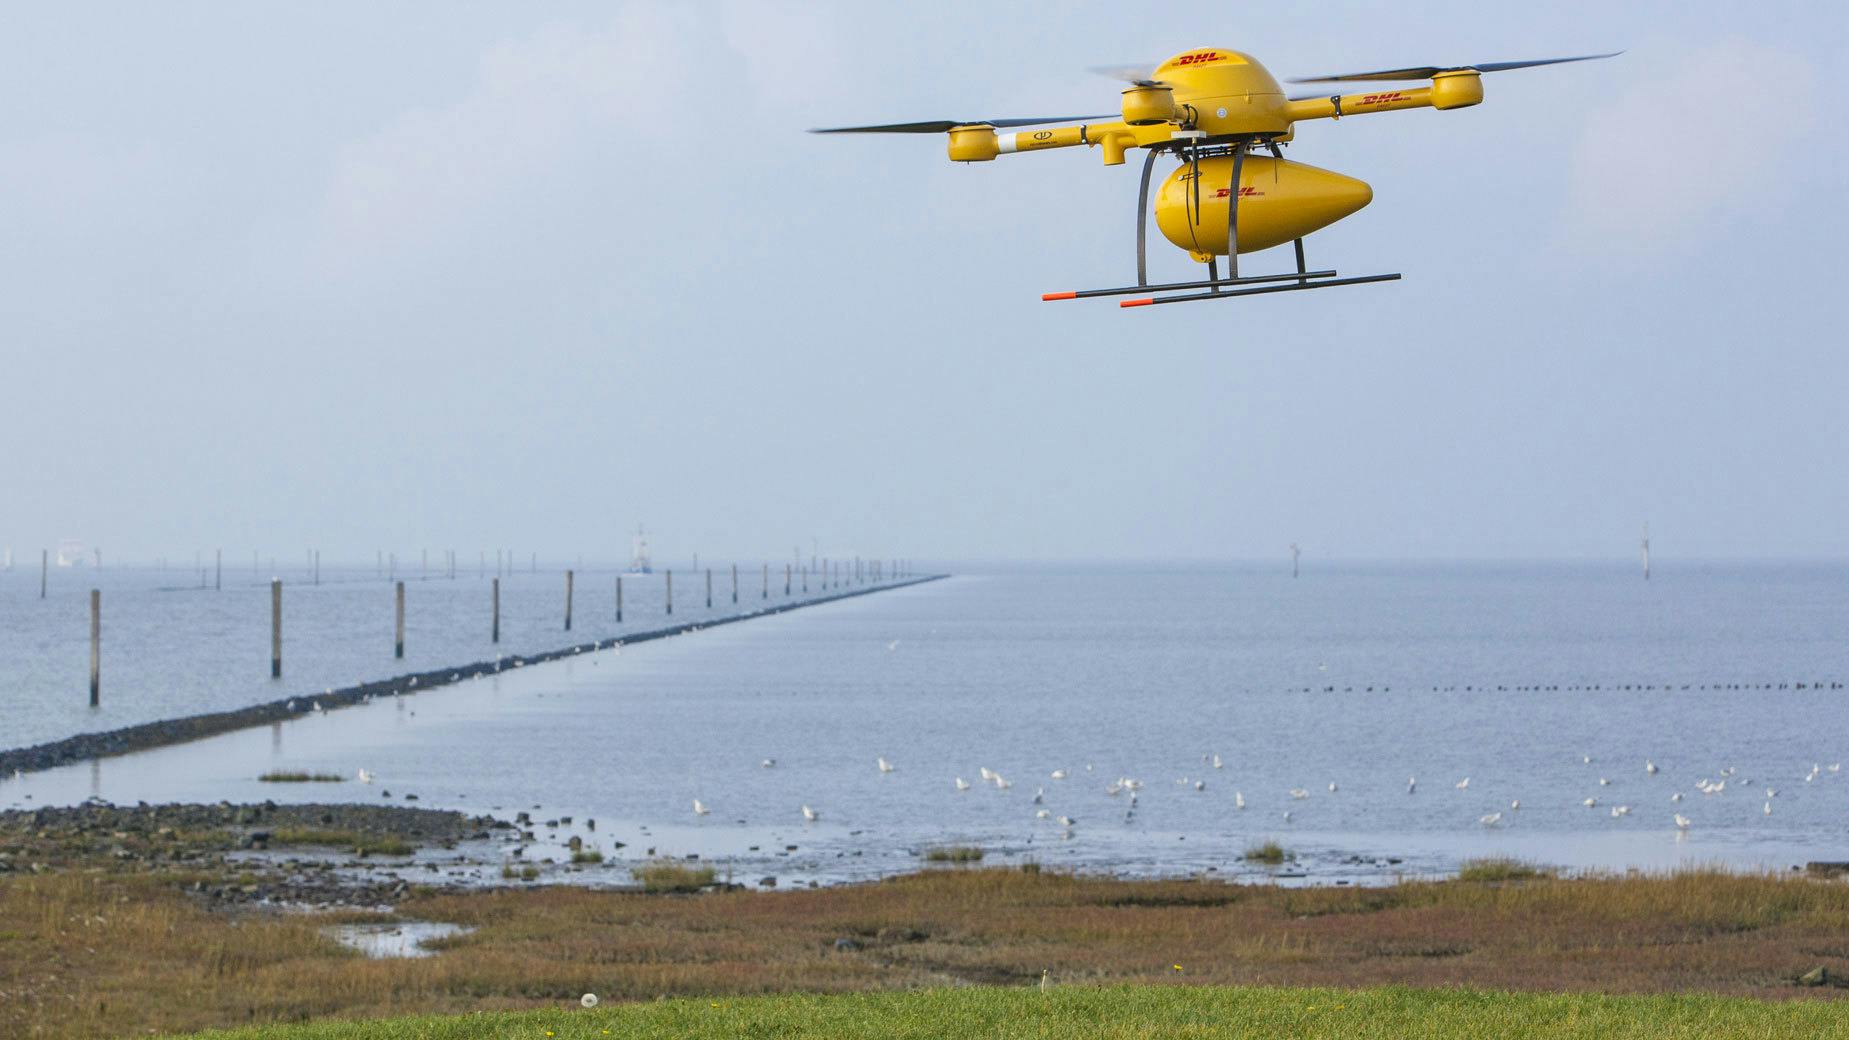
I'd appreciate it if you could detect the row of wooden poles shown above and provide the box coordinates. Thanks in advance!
[80,558,914,707]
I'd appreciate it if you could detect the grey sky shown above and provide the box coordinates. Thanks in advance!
[2,1,1842,564]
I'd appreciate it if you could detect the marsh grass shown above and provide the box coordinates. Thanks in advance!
[8,867,1849,1040]
[268,829,413,856]
[1243,841,1290,864]
[633,861,716,893]
[570,849,604,864]
[1457,858,1556,883]
[923,846,985,863]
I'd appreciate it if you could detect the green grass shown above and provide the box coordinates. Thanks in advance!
[923,845,985,863]
[632,861,715,893]
[168,985,1849,1039]
[256,771,345,783]
[570,849,604,864]
[1243,840,1289,864]
[1457,857,1556,883]
[267,829,413,856]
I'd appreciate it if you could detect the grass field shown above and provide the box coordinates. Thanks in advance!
[175,985,1849,1039]
[5,865,1847,1038]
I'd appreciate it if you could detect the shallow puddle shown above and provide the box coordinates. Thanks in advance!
[323,921,472,958]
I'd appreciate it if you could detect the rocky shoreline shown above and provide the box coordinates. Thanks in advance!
[0,800,518,907]
[0,575,945,778]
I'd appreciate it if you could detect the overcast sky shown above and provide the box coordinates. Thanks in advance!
[1,1,1842,565]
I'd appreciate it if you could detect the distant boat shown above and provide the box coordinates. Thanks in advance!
[627,525,653,574]
[55,539,87,568]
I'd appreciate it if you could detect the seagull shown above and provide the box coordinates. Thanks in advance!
[1610,805,1631,818]
[954,777,971,791]
[1646,760,1658,774]
[693,799,711,816]
[886,640,899,651]
[1408,777,1417,794]
[801,805,818,822]
[1033,788,1045,805]
[1670,792,1683,802]
[1194,780,1205,791]
[1599,778,1610,786]
[994,776,1013,790]
[1283,810,1293,822]
[312,700,324,713]
[1036,808,1051,819]
[1674,813,1691,830]
[356,769,374,784]
[1455,777,1469,791]
[761,759,776,768]
[1234,791,1246,810]
[877,757,895,773]
[1764,801,1773,816]
[1289,788,1310,800]
[1328,782,1338,793]
[1510,800,1520,810]
[1479,812,1503,827]
[1584,797,1598,808]
[1583,755,1592,764]
[1106,783,1122,796]
[979,767,996,782]
[1831,764,1842,773]
[1057,816,1074,827]
[1050,769,1067,780]
[1212,755,1223,769]
[1766,788,1777,798]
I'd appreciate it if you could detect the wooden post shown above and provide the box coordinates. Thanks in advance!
[88,588,100,707]
[705,569,712,609]
[394,581,405,659]
[565,569,575,631]
[666,570,673,615]
[762,563,768,599]
[492,577,501,642]
[802,565,807,593]
[313,549,320,586]
[785,563,791,596]
[616,575,624,623]
[731,563,738,604]
[270,579,282,678]
[40,549,47,599]
[215,549,221,591]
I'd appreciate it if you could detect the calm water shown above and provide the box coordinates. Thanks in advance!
[6,563,1848,886]
[0,560,852,749]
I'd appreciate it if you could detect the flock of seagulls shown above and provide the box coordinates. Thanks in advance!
[676,751,1843,838]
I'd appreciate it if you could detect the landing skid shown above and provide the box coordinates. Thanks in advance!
[1043,136,1400,309]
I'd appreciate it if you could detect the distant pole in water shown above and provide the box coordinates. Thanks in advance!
[732,563,739,604]
[394,581,406,659]
[615,575,623,623]
[215,549,222,591]
[41,549,47,599]
[801,565,808,593]
[376,550,382,579]
[1641,522,1651,581]
[491,577,500,643]
[270,579,282,678]
[1291,543,1300,579]
[313,549,320,586]
[665,570,673,615]
[705,568,712,609]
[785,563,792,596]
[89,588,100,707]
[762,563,768,600]
[564,569,575,631]
[479,550,485,579]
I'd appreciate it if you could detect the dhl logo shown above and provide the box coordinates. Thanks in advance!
[1212,186,1265,199]
[1359,92,1408,105]
[1173,51,1224,66]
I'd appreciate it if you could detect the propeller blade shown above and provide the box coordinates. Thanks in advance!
[1289,51,1620,84]
[1091,64,1172,88]
[810,115,1113,134]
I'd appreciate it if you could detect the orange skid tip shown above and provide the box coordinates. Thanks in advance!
[1040,291,1077,301]
[1120,297,1155,308]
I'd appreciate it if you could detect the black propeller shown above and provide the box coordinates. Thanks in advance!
[1290,52,1620,84]
[810,115,1113,134]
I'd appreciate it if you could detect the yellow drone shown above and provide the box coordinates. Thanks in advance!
[815,48,1617,307]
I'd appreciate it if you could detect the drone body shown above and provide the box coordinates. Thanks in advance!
[816,47,1615,306]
